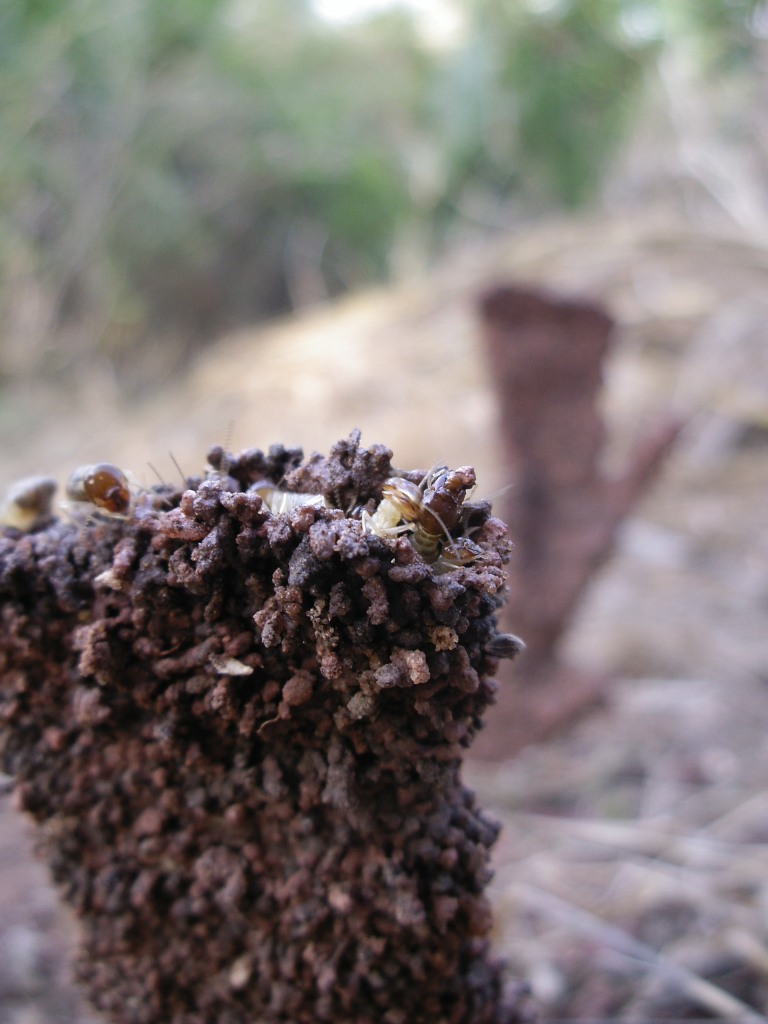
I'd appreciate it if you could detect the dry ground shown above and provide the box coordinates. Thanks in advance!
[1,206,767,1022]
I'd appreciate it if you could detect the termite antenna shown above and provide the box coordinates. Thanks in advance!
[141,462,175,511]
[488,481,513,502]
[220,420,235,475]
[168,452,188,487]
[223,419,234,450]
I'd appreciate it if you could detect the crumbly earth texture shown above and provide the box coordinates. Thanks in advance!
[0,434,527,1024]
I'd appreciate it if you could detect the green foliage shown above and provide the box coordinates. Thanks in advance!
[0,0,432,382]
[504,2,652,206]
[659,0,764,72]
[431,0,656,211]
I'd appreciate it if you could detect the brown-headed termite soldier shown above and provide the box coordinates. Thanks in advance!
[65,464,133,518]
[363,464,476,564]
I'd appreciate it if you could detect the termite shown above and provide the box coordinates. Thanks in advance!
[65,463,133,519]
[363,465,476,564]
[431,536,484,574]
[0,475,57,532]
[486,632,526,659]
[250,480,329,514]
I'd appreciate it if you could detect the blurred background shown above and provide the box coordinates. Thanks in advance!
[1,0,767,473]
[2,1,768,1021]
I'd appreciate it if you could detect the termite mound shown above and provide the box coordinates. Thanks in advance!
[474,284,682,759]
[0,432,528,1024]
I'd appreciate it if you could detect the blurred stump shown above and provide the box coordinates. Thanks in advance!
[473,285,682,760]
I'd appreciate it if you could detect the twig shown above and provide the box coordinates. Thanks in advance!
[505,882,768,1024]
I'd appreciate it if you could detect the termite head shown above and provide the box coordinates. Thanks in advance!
[433,537,483,573]
[66,464,132,517]
[380,477,423,522]
[420,466,475,536]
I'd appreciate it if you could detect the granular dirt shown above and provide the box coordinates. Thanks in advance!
[0,433,528,1024]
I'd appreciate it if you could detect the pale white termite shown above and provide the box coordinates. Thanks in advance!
[0,476,57,531]
[250,480,328,514]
